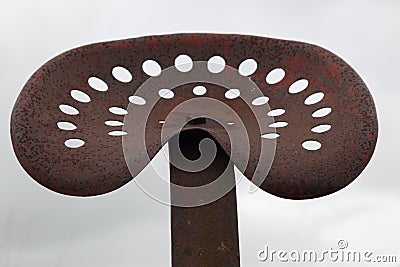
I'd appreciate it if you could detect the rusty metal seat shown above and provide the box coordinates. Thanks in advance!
[10,33,378,266]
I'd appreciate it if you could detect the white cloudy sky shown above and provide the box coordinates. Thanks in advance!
[1,0,400,266]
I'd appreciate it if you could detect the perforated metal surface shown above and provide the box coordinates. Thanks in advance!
[11,33,378,200]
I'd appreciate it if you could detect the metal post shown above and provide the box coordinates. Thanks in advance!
[169,129,240,267]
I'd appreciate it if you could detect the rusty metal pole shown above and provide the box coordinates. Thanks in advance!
[169,130,240,266]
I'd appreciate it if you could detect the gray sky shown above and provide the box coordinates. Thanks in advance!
[1,0,400,266]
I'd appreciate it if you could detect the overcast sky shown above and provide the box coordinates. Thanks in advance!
[1,0,400,266]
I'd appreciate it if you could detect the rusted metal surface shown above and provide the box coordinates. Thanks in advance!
[10,33,378,199]
[170,130,240,266]
[11,33,378,267]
